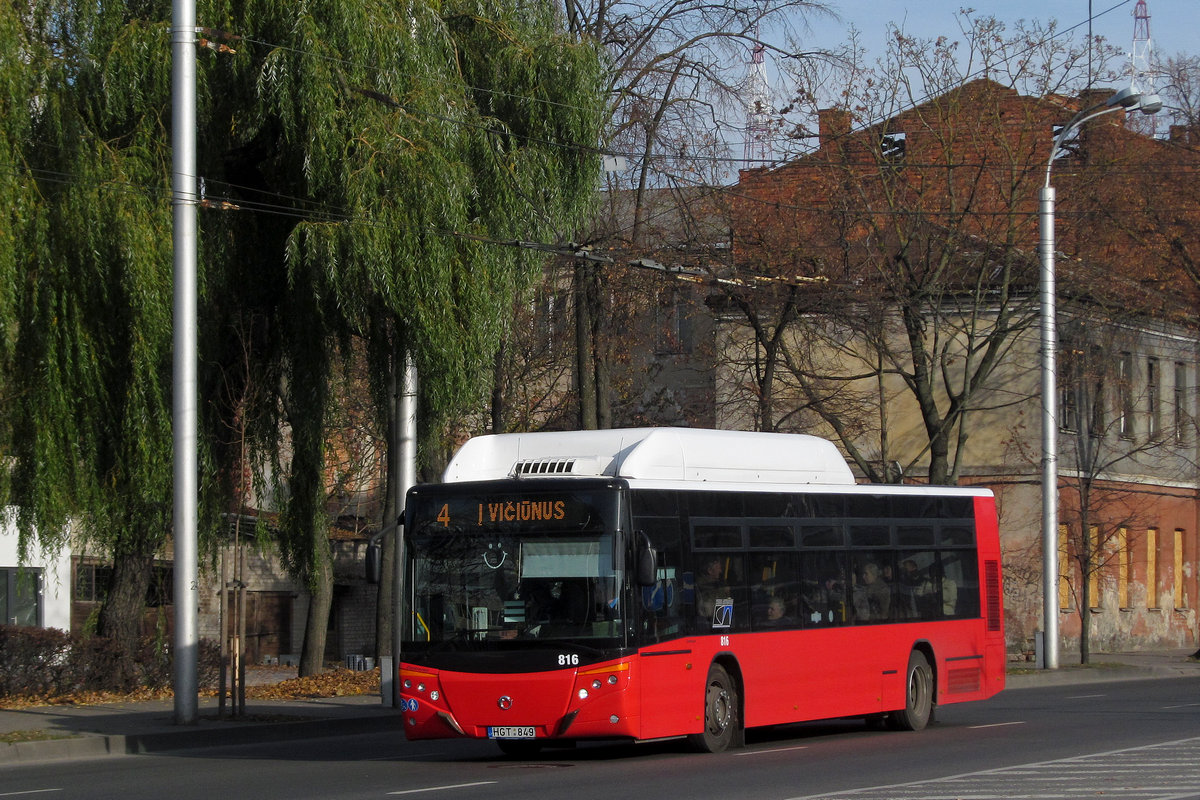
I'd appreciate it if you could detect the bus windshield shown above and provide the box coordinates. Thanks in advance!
[405,486,624,645]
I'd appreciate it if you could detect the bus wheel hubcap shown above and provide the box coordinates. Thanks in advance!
[709,685,731,731]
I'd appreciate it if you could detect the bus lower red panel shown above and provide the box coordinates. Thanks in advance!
[399,661,639,742]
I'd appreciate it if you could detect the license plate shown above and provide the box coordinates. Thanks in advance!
[488,726,536,739]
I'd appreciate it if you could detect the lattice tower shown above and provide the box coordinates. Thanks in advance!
[1130,0,1157,134]
[744,40,772,164]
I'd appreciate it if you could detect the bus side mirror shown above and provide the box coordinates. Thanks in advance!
[636,532,657,587]
[366,539,382,585]
[365,518,399,585]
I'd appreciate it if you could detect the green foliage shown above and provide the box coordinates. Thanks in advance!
[1,0,605,611]
[7,2,178,570]
[194,0,604,581]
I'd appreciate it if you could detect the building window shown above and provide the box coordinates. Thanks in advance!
[1117,527,1131,609]
[1058,524,1071,610]
[1059,348,1080,433]
[1147,357,1160,438]
[880,131,907,163]
[1088,526,1101,610]
[1,567,43,627]
[1175,362,1190,443]
[1146,528,1159,609]
[1060,344,1104,435]
[1118,352,1135,438]
[74,562,111,603]
[74,560,173,607]
[654,287,696,355]
[1174,529,1186,610]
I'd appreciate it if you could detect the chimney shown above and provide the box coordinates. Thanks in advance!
[817,108,852,147]
[1076,88,1134,125]
[1169,124,1199,146]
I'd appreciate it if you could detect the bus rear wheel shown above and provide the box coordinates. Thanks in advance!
[888,650,933,731]
[688,663,738,753]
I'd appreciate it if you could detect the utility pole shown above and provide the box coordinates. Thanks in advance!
[389,352,417,706]
[171,0,200,724]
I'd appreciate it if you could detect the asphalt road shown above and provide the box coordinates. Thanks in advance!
[2,677,1198,800]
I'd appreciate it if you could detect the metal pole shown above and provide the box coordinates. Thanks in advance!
[1039,184,1060,670]
[391,351,418,706]
[171,0,199,722]
[1036,91,1157,670]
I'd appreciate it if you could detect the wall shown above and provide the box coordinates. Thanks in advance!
[0,512,72,631]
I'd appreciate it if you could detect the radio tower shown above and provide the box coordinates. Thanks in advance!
[1130,0,1157,134]
[744,36,772,165]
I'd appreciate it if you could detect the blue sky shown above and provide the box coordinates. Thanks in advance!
[803,1,1198,64]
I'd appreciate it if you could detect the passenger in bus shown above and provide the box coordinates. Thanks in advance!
[759,596,795,628]
[801,571,846,625]
[930,562,958,616]
[695,556,729,622]
[853,562,891,621]
[895,558,925,618]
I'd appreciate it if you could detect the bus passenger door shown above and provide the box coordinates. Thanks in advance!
[637,646,702,740]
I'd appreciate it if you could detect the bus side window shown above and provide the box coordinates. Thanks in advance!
[750,553,799,629]
[635,518,684,642]
[896,552,937,620]
[691,552,746,632]
[940,551,979,618]
[799,551,849,627]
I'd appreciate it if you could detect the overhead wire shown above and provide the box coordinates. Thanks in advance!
[8,0,1196,276]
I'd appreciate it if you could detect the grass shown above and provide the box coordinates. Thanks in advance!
[1,730,79,745]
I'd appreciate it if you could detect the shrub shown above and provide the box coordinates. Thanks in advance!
[0,626,222,698]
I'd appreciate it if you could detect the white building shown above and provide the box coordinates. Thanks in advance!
[1,511,72,630]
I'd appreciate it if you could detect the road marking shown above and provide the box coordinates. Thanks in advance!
[1064,693,1106,699]
[1162,703,1200,709]
[736,745,810,756]
[387,782,498,795]
[783,736,1200,800]
[968,721,1026,729]
[0,792,64,797]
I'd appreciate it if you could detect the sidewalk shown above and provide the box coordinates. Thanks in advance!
[2,650,1197,766]
[1004,648,1200,688]
[0,692,401,765]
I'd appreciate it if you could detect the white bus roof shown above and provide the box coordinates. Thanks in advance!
[442,427,857,485]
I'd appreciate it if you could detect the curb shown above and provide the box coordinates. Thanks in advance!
[2,734,119,765]
[1,714,401,766]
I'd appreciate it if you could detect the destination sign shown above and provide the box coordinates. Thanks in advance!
[408,489,616,534]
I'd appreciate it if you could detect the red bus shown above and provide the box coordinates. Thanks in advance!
[397,428,1004,755]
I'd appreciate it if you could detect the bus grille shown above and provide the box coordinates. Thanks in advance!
[514,458,578,476]
[984,560,1002,632]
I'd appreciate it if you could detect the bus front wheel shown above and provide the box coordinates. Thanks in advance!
[688,663,738,753]
[888,650,933,731]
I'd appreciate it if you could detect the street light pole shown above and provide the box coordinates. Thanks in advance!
[1039,86,1160,670]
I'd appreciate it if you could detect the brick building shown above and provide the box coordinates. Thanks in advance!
[718,79,1200,656]
[542,81,1200,656]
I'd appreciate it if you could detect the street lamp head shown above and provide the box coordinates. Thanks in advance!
[1136,94,1163,114]
[1106,86,1142,108]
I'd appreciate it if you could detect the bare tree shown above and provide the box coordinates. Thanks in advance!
[1157,53,1200,128]
[726,15,1119,484]
[1055,315,1193,662]
[550,0,837,430]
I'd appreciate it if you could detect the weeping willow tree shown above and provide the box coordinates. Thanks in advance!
[206,0,604,674]
[6,2,182,661]
[5,0,603,671]
[0,4,34,488]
